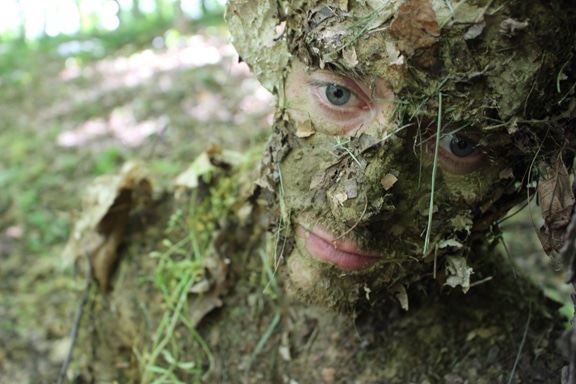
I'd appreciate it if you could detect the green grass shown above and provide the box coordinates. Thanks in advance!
[422,91,443,256]
[139,185,218,383]
[138,148,263,383]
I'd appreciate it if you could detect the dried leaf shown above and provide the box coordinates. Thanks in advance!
[357,133,379,152]
[437,239,463,249]
[537,158,575,254]
[452,3,486,24]
[188,255,228,327]
[498,167,514,180]
[310,162,340,190]
[295,120,315,138]
[500,18,529,35]
[391,283,409,311]
[388,0,440,68]
[309,6,335,29]
[463,21,485,40]
[343,178,358,199]
[444,256,473,293]
[381,173,398,190]
[90,189,131,292]
[333,192,348,206]
[450,215,473,233]
[342,46,358,68]
[62,161,151,292]
[175,144,244,198]
[175,152,213,190]
[225,0,290,91]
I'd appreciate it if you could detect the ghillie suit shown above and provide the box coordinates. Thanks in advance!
[63,0,576,383]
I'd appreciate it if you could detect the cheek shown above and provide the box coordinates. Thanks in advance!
[286,242,320,292]
[286,83,346,135]
[442,165,504,205]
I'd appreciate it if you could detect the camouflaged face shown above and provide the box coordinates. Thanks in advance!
[226,0,576,310]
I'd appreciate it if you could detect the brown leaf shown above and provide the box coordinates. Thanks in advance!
[310,163,340,190]
[381,173,398,190]
[536,158,575,254]
[388,0,440,56]
[91,189,132,292]
[62,161,151,292]
[188,255,228,327]
[295,120,315,138]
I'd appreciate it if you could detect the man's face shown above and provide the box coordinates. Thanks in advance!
[226,0,576,313]
[272,59,507,312]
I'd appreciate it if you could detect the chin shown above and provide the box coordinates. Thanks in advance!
[284,239,404,314]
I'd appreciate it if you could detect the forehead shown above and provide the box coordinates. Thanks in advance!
[293,1,408,89]
[228,0,574,131]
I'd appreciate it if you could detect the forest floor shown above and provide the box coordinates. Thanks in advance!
[0,22,572,383]
[0,23,273,383]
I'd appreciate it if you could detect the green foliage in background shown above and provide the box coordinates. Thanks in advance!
[0,0,225,87]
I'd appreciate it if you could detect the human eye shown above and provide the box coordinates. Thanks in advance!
[307,73,372,134]
[309,79,368,111]
[423,129,487,175]
[324,84,353,106]
[436,133,487,175]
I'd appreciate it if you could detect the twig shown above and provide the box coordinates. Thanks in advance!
[57,252,93,384]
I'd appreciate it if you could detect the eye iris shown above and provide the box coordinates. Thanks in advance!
[326,84,351,106]
[449,135,476,157]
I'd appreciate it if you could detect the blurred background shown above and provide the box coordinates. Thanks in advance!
[0,1,274,381]
[0,1,571,382]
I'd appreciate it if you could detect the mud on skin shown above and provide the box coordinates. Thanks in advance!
[226,0,576,313]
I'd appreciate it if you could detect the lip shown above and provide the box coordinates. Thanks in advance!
[296,225,381,270]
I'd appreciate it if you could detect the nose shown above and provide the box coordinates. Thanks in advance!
[316,133,399,227]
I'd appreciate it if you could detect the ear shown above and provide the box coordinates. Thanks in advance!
[535,156,575,265]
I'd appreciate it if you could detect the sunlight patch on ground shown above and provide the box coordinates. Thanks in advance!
[56,33,272,148]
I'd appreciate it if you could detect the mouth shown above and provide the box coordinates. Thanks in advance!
[296,225,381,270]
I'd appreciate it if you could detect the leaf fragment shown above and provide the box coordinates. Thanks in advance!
[62,161,151,292]
[536,158,576,254]
[342,46,358,68]
[295,120,315,138]
[388,0,440,71]
[381,173,398,190]
[444,255,473,293]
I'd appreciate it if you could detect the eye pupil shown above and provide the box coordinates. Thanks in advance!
[449,135,476,157]
[326,84,351,105]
